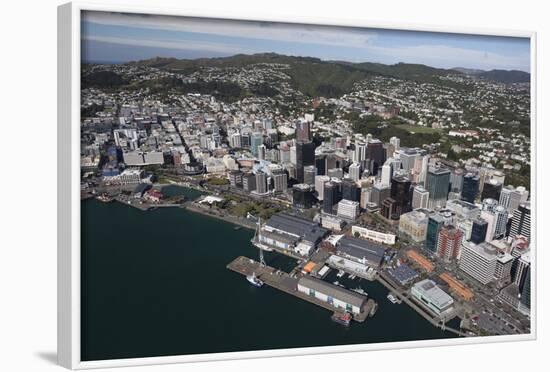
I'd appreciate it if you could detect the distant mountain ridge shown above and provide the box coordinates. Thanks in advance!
[452,66,530,83]
[85,53,529,96]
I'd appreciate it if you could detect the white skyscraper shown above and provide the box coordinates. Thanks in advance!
[315,175,331,200]
[390,136,400,150]
[355,142,367,163]
[500,186,529,213]
[290,145,297,165]
[412,185,429,209]
[381,162,392,186]
[349,163,361,182]
[257,144,266,161]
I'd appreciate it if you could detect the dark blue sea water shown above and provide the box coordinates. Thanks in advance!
[81,186,457,361]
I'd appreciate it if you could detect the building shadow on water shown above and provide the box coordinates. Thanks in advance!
[36,351,57,365]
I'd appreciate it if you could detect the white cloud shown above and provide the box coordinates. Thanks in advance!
[83,35,255,55]
[82,11,376,49]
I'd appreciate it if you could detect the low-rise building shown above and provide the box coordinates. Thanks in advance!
[336,236,387,268]
[411,279,454,316]
[351,225,396,245]
[399,209,430,242]
[297,276,366,315]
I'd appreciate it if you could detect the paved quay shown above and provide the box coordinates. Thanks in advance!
[227,256,376,323]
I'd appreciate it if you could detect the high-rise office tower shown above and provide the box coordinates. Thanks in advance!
[500,185,529,213]
[242,172,256,192]
[390,136,400,151]
[426,167,451,209]
[349,162,361,182]
[240,133,251,149]
[315,175,330,200]
[323,181,339,214]
[390,175,412,218]
[272,170,288,194]
[257,144,266,161]
[354,142,367,163]
[426,214,445,253]
[450,168,465,193]
[279,144,291,164]
[229,132,242,148]
[470,218,488,244]
[493,205,509,239]
[366,139,386,176]
[481,179,503,201]
[250,132,263,157]
[412,185,429,209]
[480,210,497,242]
[436,225,463,262]
[370,182,390,207]
[520,265,531,309]
[342,178,360,202]
[229,170,243,188]
[381,161,392,186]
[510,203,531,239]
[482,198,499,212]
[381,197,398,220]
[292,184,314,209]
[295,141,315,183]
[399,148,421,174]
[255,172,268,194]
[461,172,479,203]
[315,155,327,176]
[303,165,316,186]
[459,242,498,285]
[296,120,311,142]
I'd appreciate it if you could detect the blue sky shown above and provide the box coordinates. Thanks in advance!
[81,11,531,72]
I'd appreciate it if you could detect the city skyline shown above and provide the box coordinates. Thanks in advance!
[82,11,531,72]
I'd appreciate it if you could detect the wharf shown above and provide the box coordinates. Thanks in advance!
[376,272,468,337]
[227,256,375,323]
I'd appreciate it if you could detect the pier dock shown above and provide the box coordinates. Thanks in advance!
[227,256,376,323]
[376,272,468,337]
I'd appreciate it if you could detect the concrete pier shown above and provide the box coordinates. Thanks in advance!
[227,256,376,323]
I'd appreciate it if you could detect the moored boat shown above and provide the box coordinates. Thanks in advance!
[387,293,399,304]
[246,272,264,287]
[331,312,352,327]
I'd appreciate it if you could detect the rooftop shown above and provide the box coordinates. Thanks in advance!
[298,276,367,308]
[413,279,454,309]
[337,236,386,266]
[265,213,328,244]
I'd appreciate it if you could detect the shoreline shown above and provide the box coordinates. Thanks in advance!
[85,191,468,337]
[183,202,257,231]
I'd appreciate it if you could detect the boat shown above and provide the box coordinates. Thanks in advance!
[352,287,367,296]
[333,280,340,286]
[331,312,352,327]
[246,273,264,287]
[387,293,399,304]
[349,274,356,280]
[337,270,345,278]
[96,194,114,203]
[233,226,241,231]
[369,301,378,316]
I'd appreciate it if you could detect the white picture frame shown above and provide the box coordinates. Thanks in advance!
[58,1,537,369]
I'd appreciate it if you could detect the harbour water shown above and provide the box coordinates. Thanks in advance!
[81,186,458,361]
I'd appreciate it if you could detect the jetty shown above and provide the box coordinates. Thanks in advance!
[227,256,376,323]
